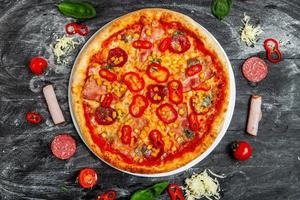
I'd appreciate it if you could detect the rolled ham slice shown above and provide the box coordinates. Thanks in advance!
[247,95,262,136]
[43,85,65,124]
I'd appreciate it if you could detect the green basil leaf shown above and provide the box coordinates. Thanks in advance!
[130,181,169,200]
[57,1,96,19]
[211,0,233,20]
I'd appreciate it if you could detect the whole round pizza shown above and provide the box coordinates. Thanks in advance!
[70,8,232,174]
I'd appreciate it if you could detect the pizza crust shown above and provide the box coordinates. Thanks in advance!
[71,8,230,174]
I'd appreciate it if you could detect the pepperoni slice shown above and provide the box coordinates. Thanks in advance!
[51,134,76,160]
[242,57,268,83]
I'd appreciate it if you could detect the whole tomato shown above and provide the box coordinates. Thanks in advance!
[231,141,252,161]
[29,57,48,75]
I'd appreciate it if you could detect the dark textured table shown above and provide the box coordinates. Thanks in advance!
[1,0,300,199]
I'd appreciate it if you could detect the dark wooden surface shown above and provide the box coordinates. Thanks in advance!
[1,0,300,199]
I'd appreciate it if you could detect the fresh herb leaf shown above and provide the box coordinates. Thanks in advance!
[104,65,112,69]
[173,30,184,36]
[57,1,96,19]
[184,128,195,139]
[150,58,162,64]
[211,0,233,20]
[202,95,212,107]
[130,181,169,200]
[59,184,70,192]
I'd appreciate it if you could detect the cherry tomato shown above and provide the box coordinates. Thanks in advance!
[132,40,153,49]
[107,47,128,67]
[159,37,172,52]
[29,57,48,75]
[231,141,252,161]
[96,190,116,200]
[26,112,43,124]
[121,125,132,145]
[78,168,97,188]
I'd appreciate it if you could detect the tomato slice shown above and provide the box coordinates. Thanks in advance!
[78,168,97,189]
[168,80,183,105]
[97,190,117,200]
[149,130,164,148]
[122,72,145,92]
[121,125,132,145]
[188,112,200,131]
[146,84,167,104]
[169,34,191,54]
[159,37,172,52]
[95,106,117,125]
[107,47,128,67]
[29,57,48,75]
[156,103,178,124]
[186,64,202,77]
[129,95,148,118]
[26,112,43,124]
[146,63,170,83]
[99,69,117,82]
[132,40,153,49]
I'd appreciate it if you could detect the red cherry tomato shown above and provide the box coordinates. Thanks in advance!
[107,47,128,67]
[121,125,132,145]
[78,168,97,188]
[132,40,153,49]
[159,37,172,52]
[96,190,116,200]
[26,112,43,124]
[29,57,48,75]
[231,141,252,161]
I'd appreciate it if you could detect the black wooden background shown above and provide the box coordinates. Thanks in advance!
[0,0,300,199]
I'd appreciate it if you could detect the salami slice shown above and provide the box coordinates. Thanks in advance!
[242,57,268,83]
[51,134,76,160]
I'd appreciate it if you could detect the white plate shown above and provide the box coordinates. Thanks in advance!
[68,9,236,177]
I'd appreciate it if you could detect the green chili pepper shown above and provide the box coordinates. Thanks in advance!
[211,0,233,20]
[130,181,169,200]
[57,1,96,19]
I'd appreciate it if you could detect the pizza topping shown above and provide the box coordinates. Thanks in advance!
[95,106,117,125]
[190,95,211,114]
[121,125,133,145]
[101,93,114,107]
[99,69,117,82]
[263,38,282,63]
[159,37,172,52]
[78,168,97,189]
[156,103,178,124]
[146,63,170,83]
[146,84,167,104]
[190,78,211,91]
[129,95,148,118]
[96,190,116,200]
[65,22,88,36]
[51,134,76,160]
[186,64,202,77]
[122,72,145,92]
[26,112,43,124]
[149,130,164,148]
[242,57,268,83]
[82,77,106,101]
[132,40,153,49]
[168,184,184,200]
[184,128,195,139]
[168,80,183,105]
[188,112,200,131]
[29,57,48,75]
[107,47,128,67]
[169,34,191,54]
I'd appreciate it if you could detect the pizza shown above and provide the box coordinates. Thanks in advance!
[71,8,230,174]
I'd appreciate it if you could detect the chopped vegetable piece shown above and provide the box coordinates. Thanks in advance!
[132,40,153,49]
[263,38,282,63]
[130,181,169,200]
[156,103,178,124]
[211,0,232,20]
[159,37,172,52]
[51,134,76,160]
[43,85,65,124]
[231,141,252,161]
[168,184,184,200]
[101,93,114,108]
[247,95,262,136]
[146,63,170,83]
[97,190,116,200]
[107,47,128,67]
[29,57,48,75]
[129,95,148,117]
[99,69,117,82]
[26,112,43,124]
[149,130,164,148]
[168,80,183,105]
[190,96,210,114]
[78,168,97,188]
[122,72,145,92]
[65,22,88,36]
[186,64,202,77]
[188,112,200,131]
[146,84,166,104]
[57,2,96,19]
[121,125,132,145]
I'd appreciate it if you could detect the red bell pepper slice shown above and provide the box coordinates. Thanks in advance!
[121,125,132,145]
[168,80,183,105]
[186,64,203,77]
[122,72,145,92]
[149,130,164,148]
[107,47,128,67]
[132,40,153,49]
[156,103,178,124]
[96,190,116,200]
[146,84,167,104]
[190,78,211,91]
[26,112,43,124]
[129,95,148,118]
[65,22,89,36]
[101,93,113,108]
[168,184,184,200]
[159,37,172,52]
[99,69,117,82]
[95,95,117,125]
[169,34,191,54]
[146,63,170,83]
[263,38,282,63]
[188,112,200,131]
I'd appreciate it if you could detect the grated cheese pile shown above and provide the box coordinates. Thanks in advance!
[240,13,263,47]
[51,35,79,64]
[184,169,225,200]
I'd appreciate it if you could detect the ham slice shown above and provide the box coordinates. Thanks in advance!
[43,85,65,124]
[247,95,262,136]
[82,77,106,101]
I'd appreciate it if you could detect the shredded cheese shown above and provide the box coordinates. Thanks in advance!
[51,35,79,64]
[184,169,225,200]
[240,13,263,46]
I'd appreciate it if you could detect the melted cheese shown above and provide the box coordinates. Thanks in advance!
[184,169,225,200]
[52,35,79,64]
[240,13,263,46]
